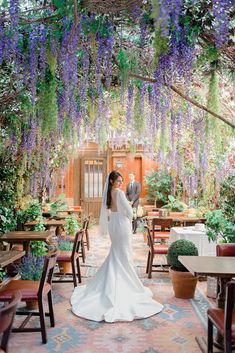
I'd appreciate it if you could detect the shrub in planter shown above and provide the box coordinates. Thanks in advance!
[167,239,198,299]
[167,239,198,271]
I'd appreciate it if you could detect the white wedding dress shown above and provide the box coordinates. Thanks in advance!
[71,189,163,322]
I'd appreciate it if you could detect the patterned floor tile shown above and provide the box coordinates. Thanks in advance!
[8,226,212,353]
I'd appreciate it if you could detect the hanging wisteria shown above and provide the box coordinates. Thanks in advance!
[0,0,234,202]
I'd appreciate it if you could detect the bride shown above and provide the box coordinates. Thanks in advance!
[71,170,163,322]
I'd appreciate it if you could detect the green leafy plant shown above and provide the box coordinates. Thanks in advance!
[219,176,235,222]
[17,200,42,224]
[0,269,6,282]
[145,170,173,205]
[29,241,48,257]
[0,206,16,234]
[64,215,80,236]
[205,209,235,243]
[49,193,68,216]
[167,239,198,272]
[162,195,188,212]
[33,216,46,232]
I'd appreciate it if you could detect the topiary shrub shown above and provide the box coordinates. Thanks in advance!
[167,239,198,272]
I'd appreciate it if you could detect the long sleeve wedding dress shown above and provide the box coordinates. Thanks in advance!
[71,189,163,322]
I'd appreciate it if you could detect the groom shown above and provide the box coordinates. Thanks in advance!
[126,173,141,234]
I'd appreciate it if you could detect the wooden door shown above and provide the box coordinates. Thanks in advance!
[81,158,107,219]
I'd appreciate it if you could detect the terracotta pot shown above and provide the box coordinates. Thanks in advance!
[58,261,72,274]
[143,231,148,243]
[26,300,39,310]
[169,267,198,299]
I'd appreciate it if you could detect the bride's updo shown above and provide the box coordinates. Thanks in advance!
[106,170,122,209]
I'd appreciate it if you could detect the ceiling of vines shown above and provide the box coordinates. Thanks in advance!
[0,0,234,200]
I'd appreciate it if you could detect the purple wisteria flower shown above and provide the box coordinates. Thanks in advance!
[213,0,232,48]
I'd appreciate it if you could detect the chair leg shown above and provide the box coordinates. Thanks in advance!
[207,318,213,353]
[148,253,154,279]
[86,231,90,250]
[81,240,86,263]
[224,331,232,353]
[76,258,82,283]
[38,298,47,344]
[146,251,150,274]
[47,291,55,327]
[72,260,78,287]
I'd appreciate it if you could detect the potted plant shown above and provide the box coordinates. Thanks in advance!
[18,219,48,310]
[18,254,45,309]
[144,170,173,208]
[57,236,74,273]
[162,195,188,212]
[167,239,198,299]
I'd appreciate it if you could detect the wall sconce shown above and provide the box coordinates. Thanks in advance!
[116,160,124,169]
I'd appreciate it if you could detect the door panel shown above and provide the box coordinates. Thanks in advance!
[81,158,106,218]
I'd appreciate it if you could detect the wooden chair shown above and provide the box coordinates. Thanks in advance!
[207,280,235,353]
[80,218,89,262]
[0,291,21,353]
[145,226,169,277]
[216,244,235,257]
[54,230,83,287]
[150,218,173,243]
[82,215,91,251]
[0,253,57,344]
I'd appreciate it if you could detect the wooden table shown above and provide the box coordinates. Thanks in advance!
[146,215,205,226]
[57,209,82,215]
[179,256,235,352]
[0,230,55,253]
[24,220,66,235]
[0,251,25,269]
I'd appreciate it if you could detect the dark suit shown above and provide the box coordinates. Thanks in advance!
[126,181,141,233]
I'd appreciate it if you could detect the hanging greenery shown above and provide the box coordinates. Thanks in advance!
[0,0,234,211]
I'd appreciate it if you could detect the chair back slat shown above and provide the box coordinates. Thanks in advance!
[145,225,154,253]
[151,218,173,237]
[72,230,83,259]
[216,244,235,257]
[38,253,57,296]
[0,291,21,351]
[224,280,235,332]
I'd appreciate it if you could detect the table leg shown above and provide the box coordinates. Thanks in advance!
[214,277,232,349]
[22,241,30,255]
[196,276,233,352]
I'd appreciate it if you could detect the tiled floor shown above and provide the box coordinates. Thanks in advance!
[8,226,215,353]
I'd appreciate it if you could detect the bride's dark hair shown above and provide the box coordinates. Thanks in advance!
[106,170,123,209]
